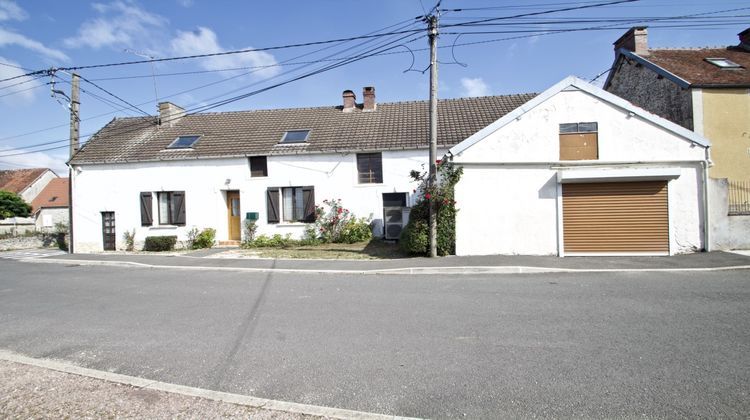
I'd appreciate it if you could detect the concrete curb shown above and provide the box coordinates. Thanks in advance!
[26,257,750,275]
[0,349,420,420]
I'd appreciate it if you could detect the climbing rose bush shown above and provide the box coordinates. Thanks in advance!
[400,158,462,256]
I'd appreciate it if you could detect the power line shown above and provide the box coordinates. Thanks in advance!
[0,22,424,156]
[0,18,421,144]
[442,0,639,28]
[75,73,151,116]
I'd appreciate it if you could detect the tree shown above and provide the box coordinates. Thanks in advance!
[0,190,32,219]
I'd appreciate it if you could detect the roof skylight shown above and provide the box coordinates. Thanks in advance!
[167,135,201,149]
[705,58,742,69]
[279,130,310,144]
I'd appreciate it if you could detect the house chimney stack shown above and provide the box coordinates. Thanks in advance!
[613,27,649,56]
[342,90,356,112]
[158,102,185,127]
[363,86,376,112]
[739,28,750,51]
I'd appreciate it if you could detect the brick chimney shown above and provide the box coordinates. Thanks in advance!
[739,28,750,51]
[613,27,649,56]
[363,86,376,112]
[342,90,356,112]
[158,102,185,127]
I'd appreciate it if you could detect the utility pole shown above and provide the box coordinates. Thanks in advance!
[68,73,80,254]
[428,13,438,258]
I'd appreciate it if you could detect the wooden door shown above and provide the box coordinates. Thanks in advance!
[101,211,116,251]
[227,191,241,241]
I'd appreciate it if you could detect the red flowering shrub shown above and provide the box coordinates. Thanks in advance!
[309,199,372,244]
[400,158,462,256]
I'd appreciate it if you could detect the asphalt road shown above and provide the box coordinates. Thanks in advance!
[1,260,748,419]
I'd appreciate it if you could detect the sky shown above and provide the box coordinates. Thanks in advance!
[0,0,747,174]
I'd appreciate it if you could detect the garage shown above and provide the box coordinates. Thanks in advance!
[562,181,669,254]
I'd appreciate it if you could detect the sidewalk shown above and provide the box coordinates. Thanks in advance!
[25,249,750,274]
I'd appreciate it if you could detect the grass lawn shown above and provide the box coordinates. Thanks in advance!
[232,239,410,260]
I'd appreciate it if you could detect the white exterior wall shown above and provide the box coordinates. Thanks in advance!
[20,170,56,203]
[72,150,436,252]
[35,208,69,231]
[453,89,707,256]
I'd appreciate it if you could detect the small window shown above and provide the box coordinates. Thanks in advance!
[560,122,598,161]
[157,191,186,225]
[705,58,742,69]
[249,156,268,177]
[167,135,200,149]
[357,152,383,184]
[280,130,310,144]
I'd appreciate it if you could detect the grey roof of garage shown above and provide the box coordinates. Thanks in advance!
[70,94,537,165]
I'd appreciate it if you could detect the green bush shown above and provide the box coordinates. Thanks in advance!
[399,159,462,256]
[191,228,216,249]
[143,235,177,251]
[123,229,135,251]
[244,233,294,248]
[399,219,429,255]
[339,217,372,244]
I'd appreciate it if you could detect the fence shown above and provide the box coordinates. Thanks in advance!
[728,180,750,215]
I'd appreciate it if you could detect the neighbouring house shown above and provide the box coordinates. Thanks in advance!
[0,168,58,204]
[604,27,750,249]
[449,76,710,256]
[31,177,69,231]
[69,87,534,252]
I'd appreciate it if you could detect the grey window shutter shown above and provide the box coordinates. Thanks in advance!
[266,187,279,223]
[140,192,153,226]
[173,191,186,225]
[302,186,315,223]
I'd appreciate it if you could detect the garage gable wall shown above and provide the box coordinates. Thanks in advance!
[450,76,708,164]
[452,88,706,164]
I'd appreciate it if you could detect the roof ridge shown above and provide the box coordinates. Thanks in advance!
[651,46,733,51]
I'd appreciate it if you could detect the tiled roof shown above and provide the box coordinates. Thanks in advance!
[70,94,537,164]
[643,47,750,86]
[0,168,49,194]
[31,177,69,211]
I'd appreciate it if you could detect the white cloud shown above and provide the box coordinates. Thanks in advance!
[0,57,44,104]
[0,146,68,174]
[460,77,490,97]
[0,29,69,62]
[171,27,280,79]
[64,1,167,50]
[176,0,193,7]
[0,0,26,22]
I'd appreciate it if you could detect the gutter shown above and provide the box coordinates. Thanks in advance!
[702,147,713,252]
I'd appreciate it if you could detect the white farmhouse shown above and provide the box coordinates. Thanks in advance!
[450,77,711,256]
[69,87,533,252]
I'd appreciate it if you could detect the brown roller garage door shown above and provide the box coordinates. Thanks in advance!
[562,181,669,254]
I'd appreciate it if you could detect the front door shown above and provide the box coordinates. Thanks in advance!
[101,211,116,251]
[227,191,241,241]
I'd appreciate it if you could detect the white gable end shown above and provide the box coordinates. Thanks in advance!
[450,76,708,163]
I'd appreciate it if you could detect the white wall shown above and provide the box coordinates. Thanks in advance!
[20,170,56,203]
[453,88,707,256]
[35,208,69,231]
[72,149,438,252]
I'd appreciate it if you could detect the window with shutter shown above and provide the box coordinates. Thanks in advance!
[156,191,186,225]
